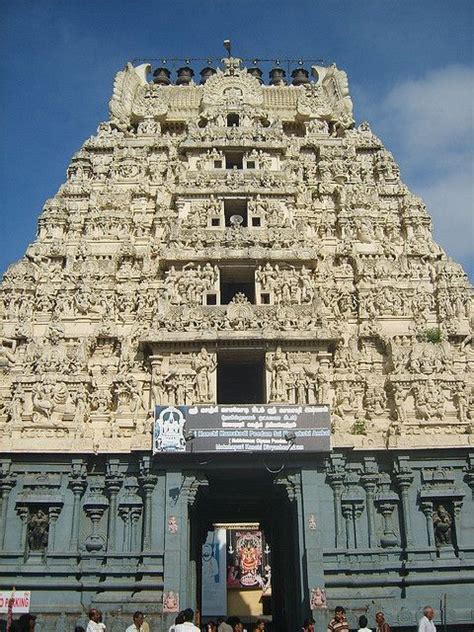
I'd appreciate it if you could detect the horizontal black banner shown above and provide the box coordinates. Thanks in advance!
[153,404,331,453]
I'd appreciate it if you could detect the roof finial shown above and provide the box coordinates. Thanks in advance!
[223,39,231,58]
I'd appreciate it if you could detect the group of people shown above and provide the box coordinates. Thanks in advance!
[318,605,437,632]
[168,611,268,632]
[8,605,439,632]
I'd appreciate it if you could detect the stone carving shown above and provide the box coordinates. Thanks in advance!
[27,508,49,551]
[191,347,216,403]
[432,504,453,547]
[0,55,471,453]
[165,263,219,305]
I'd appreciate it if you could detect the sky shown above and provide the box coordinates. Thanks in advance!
[0,0,473,280]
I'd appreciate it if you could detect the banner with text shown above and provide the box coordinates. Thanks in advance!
[153,404,331,453]
[0,591,31,614]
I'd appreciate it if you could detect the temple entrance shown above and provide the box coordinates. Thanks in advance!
[190,467,300,630]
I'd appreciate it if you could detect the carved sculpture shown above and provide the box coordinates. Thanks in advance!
[432,504,453,547]
[27,508,49,551]
[0,55,471,453]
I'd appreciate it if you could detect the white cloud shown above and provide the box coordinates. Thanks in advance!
[383,66,474,158]
[362,65,474,277]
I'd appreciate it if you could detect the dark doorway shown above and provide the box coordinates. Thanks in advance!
[217,349,265,404]
[190,467,300,631]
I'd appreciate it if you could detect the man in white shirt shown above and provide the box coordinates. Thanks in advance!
[174,608,200,632]
[418,606,436,632]
[126,611,145,632]
[217,616,233,632]
[86,609,106,632]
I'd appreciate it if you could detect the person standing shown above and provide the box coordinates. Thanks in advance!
[174,609,200,632]
[327,606,349,632]
[87,610,105,632]
[126,612,145,632]
[357,615,371,632]
[418,607,436,632]
[375,612,392,632]
[217,617,232,632]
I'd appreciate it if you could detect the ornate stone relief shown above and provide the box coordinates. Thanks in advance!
[0,57,472,453]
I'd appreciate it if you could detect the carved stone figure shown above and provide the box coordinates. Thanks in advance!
[191,347,216,403]
[27,508,49,551]
[267,347,290,401]
[433,504,453,547]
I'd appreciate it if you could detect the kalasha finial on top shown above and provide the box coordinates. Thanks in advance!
[223,39,231,57]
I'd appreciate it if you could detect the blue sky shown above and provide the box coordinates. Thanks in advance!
[1,0,473,279]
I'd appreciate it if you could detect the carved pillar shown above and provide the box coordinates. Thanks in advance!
[341,471,364,550]
[130,507,142,551]
[326,456,346,549]
[361,473,379,549]
[395,466,414,548]
[48,505,62,551]
[341,503,353,549]
[83,482,109,553]
[0,460,16,547]
[105,459,124,553]
[17,506,29,553]
[119,507,130,552]
[420,501,435,547]
[353,502,365,549]
[68,460,87,551]
[374,473,399,548]
[119,478,143,553]
[139,456,157,552]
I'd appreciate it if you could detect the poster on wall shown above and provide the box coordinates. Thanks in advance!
[153,404,331,454]
[201,529,227,616]
[0,591,30,613]
[227,529,271,591]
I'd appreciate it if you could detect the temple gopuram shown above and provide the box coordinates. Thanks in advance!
[0,55,473,630]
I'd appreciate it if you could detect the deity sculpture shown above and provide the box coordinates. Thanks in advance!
[191,347,216,403]
[266,347,290,401]
[27,508,49,551]
[432,504,453,547]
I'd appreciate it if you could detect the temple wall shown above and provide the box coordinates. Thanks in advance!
[1,450,473,630]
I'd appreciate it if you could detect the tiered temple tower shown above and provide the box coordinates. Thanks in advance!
[0,57,473,630]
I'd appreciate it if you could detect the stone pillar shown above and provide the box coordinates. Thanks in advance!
[420,501,435,547]
[353,502,364,549]
[326,456,346,549]
[0,460,16,547]
[341,503,353,549]
[17,506,29,553]
[68,460,87,551]
[163,470,189,622]
[130,507,142,551]
[48,505,62,551]
[105,459,124,553]
[274,470,306,629]
[119,478,143,553]
[83,485,109,553]
[361,473,379,549]
[119,507,130,552]
[395,466,414,548]
[301,468,326,623]
[139,456,157,552]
